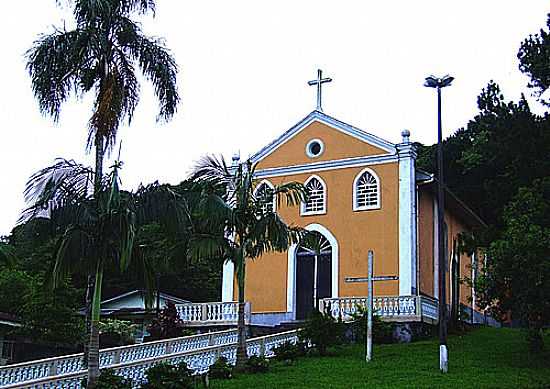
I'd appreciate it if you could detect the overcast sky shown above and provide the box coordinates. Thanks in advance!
[1,1,548,236]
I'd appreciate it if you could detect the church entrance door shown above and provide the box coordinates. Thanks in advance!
[295,233,332,320]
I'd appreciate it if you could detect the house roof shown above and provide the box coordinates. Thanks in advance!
[100,290,189,306]
[0,312,22,328]
[78,290,190,316]
[417,174,487,229]
[250,110,396,164]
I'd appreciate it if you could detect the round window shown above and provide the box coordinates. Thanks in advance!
[306,139,324,158]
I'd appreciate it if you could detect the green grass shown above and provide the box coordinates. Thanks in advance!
[210,327,550,388]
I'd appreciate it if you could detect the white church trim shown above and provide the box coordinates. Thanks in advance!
[250,110,396,164]
[397,130,418,296]
[254,153,398,179]
[221,260,234,302]
[352,167,381,211]
[286,223,339,318]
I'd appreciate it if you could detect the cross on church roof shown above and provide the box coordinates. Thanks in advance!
[308,69,332,112]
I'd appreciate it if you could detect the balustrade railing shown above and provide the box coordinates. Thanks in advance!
[175,301,250,325]
[4,330,299,389]
[0,329,237,387]
[320,295,438,322]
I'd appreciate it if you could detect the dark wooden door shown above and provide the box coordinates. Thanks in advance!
[295,234,332,320]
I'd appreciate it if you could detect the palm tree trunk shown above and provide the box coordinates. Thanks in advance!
[84,136,105,367]
[87,261,104,388]
[235,252,248,372]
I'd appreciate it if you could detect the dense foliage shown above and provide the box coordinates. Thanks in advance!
[208,356,233,379]
[146,302,185,341]
[83,369,132,389]
[141,362,194,389]
[475,179,550,352]
[348,305,395,344]
[299,310,344,356]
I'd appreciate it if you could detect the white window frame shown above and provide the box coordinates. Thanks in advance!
[352,167,381,211]
[305,138,325,159]
[254,179,276,213]
[301,175,327,216]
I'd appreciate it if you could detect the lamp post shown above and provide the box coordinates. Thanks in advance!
[424,74,454,373]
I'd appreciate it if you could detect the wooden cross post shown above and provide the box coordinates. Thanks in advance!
[344,250,398,362]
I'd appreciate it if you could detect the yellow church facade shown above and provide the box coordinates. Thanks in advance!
[221,110,487,327]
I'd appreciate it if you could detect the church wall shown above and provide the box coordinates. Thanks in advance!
[238,161,400,313]
[417,189,476,310]
[444,208,473,308]
[258,121,388,170]
[417,189,435,298]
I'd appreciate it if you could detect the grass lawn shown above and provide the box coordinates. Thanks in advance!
[210,327,550,388]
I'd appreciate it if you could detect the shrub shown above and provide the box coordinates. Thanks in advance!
[141,362,193,389]
[299,310,344,356]
[98,319,138,346]
[349,305,394,344]
[272,340,305,363]
[208,356,232,379]
[245,355,269,373]
[82,369,132,389]
[146,302,184,341]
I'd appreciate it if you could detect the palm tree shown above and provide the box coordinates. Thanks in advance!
[190,155,307,371]
[21,158,189,387]
[26,0,179,367]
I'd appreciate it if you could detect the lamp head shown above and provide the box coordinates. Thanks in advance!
[424,74,454,88]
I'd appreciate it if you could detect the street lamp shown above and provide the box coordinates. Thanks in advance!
[424,74,454,373]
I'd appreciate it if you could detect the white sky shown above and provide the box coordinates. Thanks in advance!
[1,1,548,236]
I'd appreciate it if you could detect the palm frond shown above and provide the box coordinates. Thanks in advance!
[51,225,93,288]
[133,182,190,238]
[273,182,308,207]
[191,154,233,188]
[187,233,234,263]
[124,26,179,121]
[26,28,92,121]
[20,159,95,223]
[246,213,304,259]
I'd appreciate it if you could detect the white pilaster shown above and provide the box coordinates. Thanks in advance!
[221,260,235,302]
[397,130,417,296]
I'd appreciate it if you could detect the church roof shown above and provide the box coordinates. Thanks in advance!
[250,110,396,164]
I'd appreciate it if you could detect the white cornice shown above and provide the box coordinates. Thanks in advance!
[254,153,398,179]
[250,110,396,164]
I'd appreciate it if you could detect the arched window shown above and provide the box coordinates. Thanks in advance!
[302,175,326,215]
[353,168,380,211]
[254,180,275,213]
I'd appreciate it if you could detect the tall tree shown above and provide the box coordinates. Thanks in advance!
[21,159,188,386]
[518,14,550,106]
[416,81,550,232]
[25,0,179,374]
[475,178,550,352]
[190,156,306,371]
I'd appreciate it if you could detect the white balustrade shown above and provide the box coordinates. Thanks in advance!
[320,295,419,321]
[420,296,439,320]
[4,330,299,389]
[0,329,237,387]
[175,301,250,325]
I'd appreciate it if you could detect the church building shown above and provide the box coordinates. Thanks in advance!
[221,72,488,327]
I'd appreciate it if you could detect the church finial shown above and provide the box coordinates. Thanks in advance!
[401,129,411,143]
[308,69,332,112]
[232,151,240,166]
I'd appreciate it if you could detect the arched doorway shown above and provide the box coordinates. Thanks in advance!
[295,232,332,320]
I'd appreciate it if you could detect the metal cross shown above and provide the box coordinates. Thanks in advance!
[308,69,332,112]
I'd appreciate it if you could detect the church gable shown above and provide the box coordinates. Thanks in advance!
[252,111,395,170]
